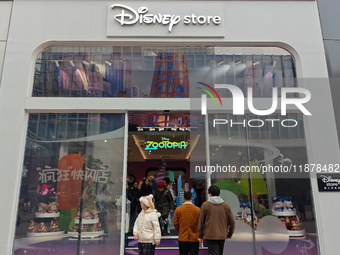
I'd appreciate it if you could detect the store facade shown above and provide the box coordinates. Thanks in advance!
[0,1,340,255]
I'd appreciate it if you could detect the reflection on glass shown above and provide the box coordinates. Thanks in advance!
[208,111,320,255]
[14,113,125,255]
[33,46,296,98]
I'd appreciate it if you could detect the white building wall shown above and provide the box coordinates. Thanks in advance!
[0,1,339,254]
[0,1,12,84]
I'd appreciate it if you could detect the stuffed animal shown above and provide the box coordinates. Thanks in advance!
[92,222,101,232]
[28,220,37,232]
[73,224,79,232]
[272,196,284,212]
[48,202,59,213]
[283,197,294,211]
[77,208,91,219]
[50,220,59,232]
[239,202,251,218]
[91,209,100,219]
[37,222,48,232]
[37,203,48,214]
[289,216,302,230]
[83,209,93,219]
[81,224,87,232]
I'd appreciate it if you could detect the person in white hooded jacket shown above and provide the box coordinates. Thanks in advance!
[134,194,161,255]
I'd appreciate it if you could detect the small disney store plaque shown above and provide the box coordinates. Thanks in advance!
[317,173,340,191]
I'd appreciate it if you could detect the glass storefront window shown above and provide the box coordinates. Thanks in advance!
[206,112,319,255]
[14,113,125,255]
[33,46,296,98]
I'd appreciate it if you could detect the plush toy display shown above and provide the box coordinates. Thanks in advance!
[271,195,305,237]
[78,208,100,219]
[272,196,296,212]
[28,219,62,233]
[27,201,63,235]
[237,202,258,229]
[71,207,102,233]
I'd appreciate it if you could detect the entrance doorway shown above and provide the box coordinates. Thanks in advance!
[124,112,207,254]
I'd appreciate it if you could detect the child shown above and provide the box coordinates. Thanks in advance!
[133,194,161,255]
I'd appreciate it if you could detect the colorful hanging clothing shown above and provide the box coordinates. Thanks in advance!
[71,62,88,91]
[88,64,103,91]
[60,68,72,91]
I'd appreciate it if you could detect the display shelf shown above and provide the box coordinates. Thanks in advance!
[272,209,297,217]
[288,229,306,237]
[35,212,60,218]
[27,230,65,237]
[67,230,104,237]
[74,218,99,224]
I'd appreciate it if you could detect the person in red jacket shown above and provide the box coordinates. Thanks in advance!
[198,185,235,255]
[173,191,200,255]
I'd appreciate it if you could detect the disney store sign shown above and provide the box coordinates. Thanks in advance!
[317,174,340,192]
[111,4,221,33]
[107,2,225,37]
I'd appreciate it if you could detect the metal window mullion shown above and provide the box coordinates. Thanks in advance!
[232,54,236,90]
[278,113,282,139]
[205,113,211,198]
[76,113,79,138]
[53,114,57,139]
[45,113,49,140]
[281,55,286,88]
[120,111,129,255]
[223,54,226,84]
[36,114,40,138]
[65,113,69,139]
[216,113,221,137]
[227,113,231,139]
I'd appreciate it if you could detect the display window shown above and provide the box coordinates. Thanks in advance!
[14,45,319,255]
[32,46,296,98]
[205,112,319,254]
[14,113,125,254]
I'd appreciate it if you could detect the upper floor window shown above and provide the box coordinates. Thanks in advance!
[33,46,296,98]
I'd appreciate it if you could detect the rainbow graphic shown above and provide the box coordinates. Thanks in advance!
[197,82,222,115]
[197,82,222,106]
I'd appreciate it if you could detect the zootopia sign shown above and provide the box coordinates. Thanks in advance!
[145,137,188,150]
